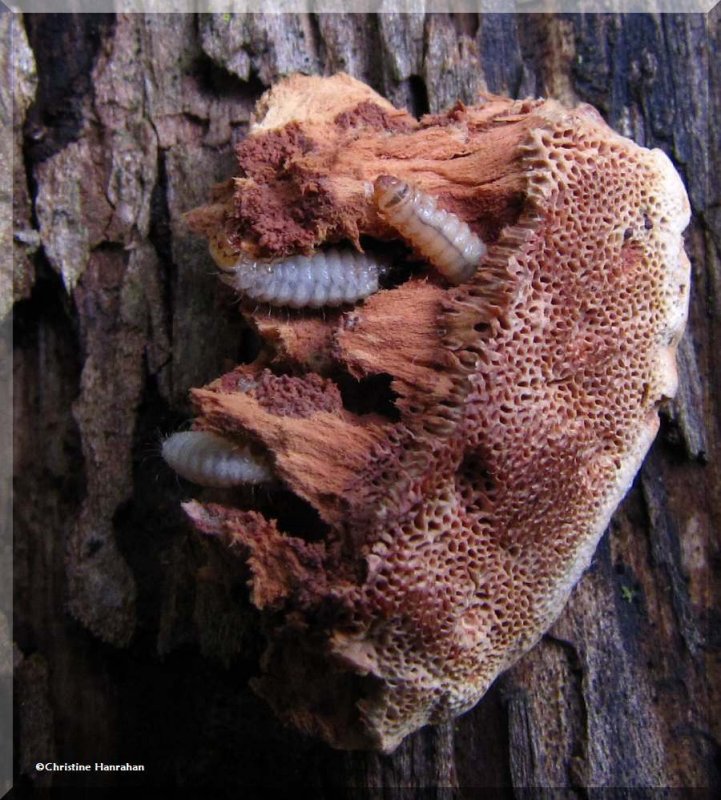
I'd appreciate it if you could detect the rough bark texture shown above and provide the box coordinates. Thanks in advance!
[10,9,720,793]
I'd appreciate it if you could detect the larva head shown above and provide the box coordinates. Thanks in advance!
[373,175,410,214]
[183,76,691,754]
[208,231,241,271]
[213,256,247,294]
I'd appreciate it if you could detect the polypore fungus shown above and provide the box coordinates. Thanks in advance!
[180,74,691,752]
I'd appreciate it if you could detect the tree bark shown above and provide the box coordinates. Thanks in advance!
[9,8,720,793]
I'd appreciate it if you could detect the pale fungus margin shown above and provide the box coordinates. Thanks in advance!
[175,74,691,752]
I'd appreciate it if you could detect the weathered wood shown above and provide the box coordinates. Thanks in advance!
[11,9,720,792]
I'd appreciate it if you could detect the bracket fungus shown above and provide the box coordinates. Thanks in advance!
[179,74,691,752]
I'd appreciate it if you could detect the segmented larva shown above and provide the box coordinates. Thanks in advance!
[217,248,384,308]
[373,175,487,285]
[162,431,273,488]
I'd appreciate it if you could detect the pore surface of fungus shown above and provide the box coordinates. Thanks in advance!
[181,74,690,752]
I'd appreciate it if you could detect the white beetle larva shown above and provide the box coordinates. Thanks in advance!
[217,248,385,308]
[373,175,487,285]
[162,431,273,488]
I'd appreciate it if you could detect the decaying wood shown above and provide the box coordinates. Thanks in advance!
[11,9,720,793]
[186,75,536,262]
[2,14,37,317]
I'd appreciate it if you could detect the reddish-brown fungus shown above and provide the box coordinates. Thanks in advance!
[181,74,691,752]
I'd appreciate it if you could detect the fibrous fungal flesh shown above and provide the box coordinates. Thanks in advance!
[181,74,691,752]
[217,247,385,308]
[374,175,487,284]
[162,430,272,487]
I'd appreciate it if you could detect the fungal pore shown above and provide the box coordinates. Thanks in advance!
[182,74,691,752]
